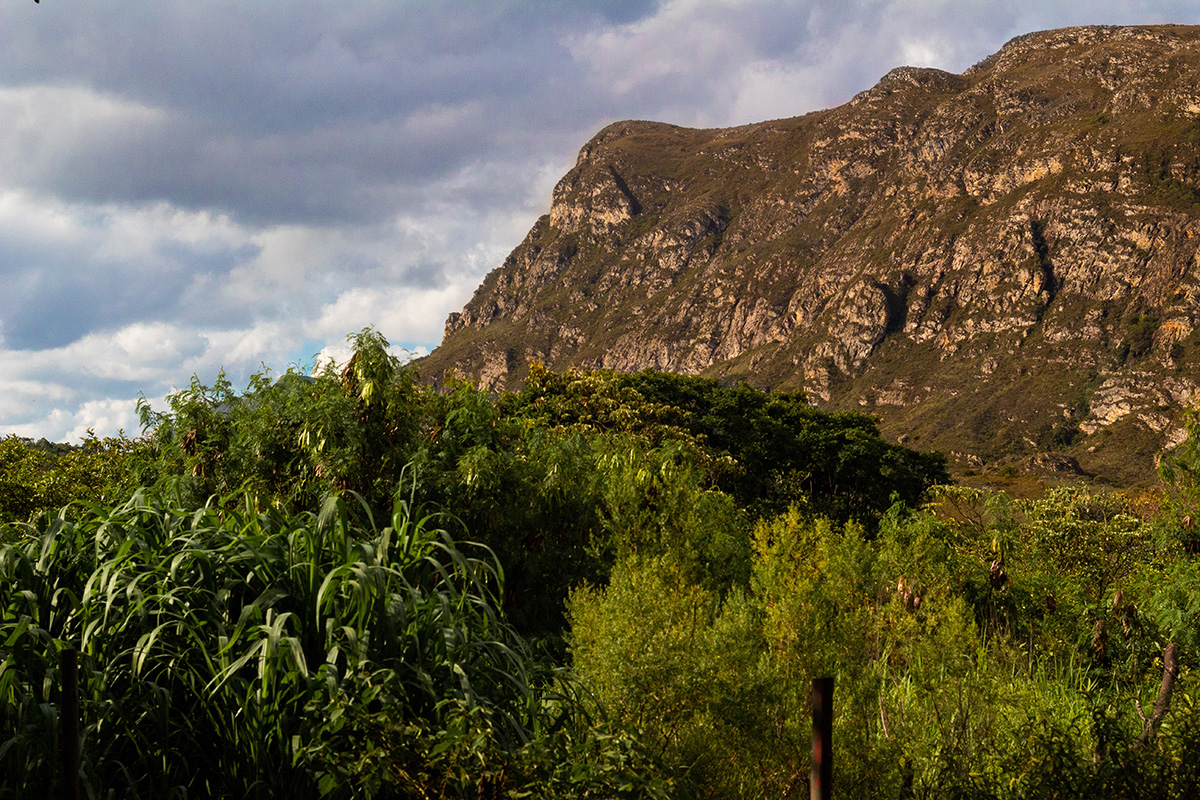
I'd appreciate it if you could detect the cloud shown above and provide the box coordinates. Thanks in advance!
[0,85,166,189]
[0,3,615,226]
[566,0,1200,127]
[3,398,146,444]
[0,191,255,349]
[310,283,471,347]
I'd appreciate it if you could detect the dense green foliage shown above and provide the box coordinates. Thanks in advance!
[0,434,145,526]
[1158,404,1200,552]
[568,486,1200,797]
[503,363,949,523]
[7,328,1200,797]
[0,487,668,799]
[122,330,945,636]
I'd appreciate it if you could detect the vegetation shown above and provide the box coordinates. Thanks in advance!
[4,328,1200,797]
[0,486,667,799]
[504,363,948,523]
[0,434,145,526]
[118,331,945,637]
[569,485,1200,797]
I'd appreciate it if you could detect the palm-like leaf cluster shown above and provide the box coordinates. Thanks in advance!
[0,485,624,798]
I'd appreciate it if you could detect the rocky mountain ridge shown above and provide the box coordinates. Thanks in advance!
[421,25,1200,483]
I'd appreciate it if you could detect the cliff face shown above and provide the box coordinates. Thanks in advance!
[422,25,1200,482]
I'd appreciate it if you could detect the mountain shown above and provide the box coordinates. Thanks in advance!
[420,25,1200,484]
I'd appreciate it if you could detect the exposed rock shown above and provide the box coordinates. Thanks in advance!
[1028,452,1085,474]
[422,25,1200,483]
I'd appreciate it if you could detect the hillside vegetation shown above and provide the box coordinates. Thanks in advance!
[3,330,1200,798]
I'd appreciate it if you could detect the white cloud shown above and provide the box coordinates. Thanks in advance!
[200,321,295,367]
[0,318,296,441]
[312,338,425,375]
[0,188,80,241]
[93,203,247,260]
[0,86,166,188]
[3,399,144,444]
[223,225,334,296]
[898,38,954,70]
[401,100,487,142]
[0,349,146,442]
[727,61,830,124]
[565,0,785,126]
[0,371,73,422]
[568,1,742,94]
[58,398,147,443]
[309,283,470,347]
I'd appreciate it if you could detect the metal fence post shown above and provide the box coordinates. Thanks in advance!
[811,676,833,800]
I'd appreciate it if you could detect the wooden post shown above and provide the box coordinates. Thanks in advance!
[811,676,833,800]
[60,648,80,800]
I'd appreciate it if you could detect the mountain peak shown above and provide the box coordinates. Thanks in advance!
[422,25,1200,483]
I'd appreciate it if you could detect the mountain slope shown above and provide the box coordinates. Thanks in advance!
[421,25,1200,483]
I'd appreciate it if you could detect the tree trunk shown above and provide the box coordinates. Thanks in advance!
[1136,642,1180,748]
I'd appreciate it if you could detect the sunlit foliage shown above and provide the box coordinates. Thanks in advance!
[9,328,1198,797]
[0,434,145,525]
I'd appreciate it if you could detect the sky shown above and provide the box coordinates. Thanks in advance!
[2,1,1199,442]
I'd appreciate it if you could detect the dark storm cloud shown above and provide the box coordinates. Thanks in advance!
[0,221,258,350]
[0,2,668,226]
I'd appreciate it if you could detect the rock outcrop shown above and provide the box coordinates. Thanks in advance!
[423,25,1200,483]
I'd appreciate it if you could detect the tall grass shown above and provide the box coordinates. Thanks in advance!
[0,483,566,798]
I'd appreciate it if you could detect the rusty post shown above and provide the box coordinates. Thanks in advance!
[811,676,833,800]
